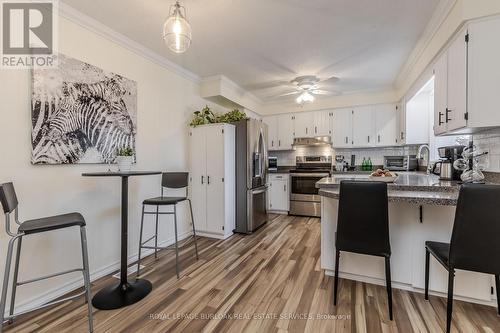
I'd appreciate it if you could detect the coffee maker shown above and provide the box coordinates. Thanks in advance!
[432,145,465,180]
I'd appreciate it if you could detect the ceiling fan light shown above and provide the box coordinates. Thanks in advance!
[296,91,315,104]
[163,1,192,54]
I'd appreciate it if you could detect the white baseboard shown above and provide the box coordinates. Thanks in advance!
[325,269,497,307]
[195,230,232,240]
[9,230,193,316]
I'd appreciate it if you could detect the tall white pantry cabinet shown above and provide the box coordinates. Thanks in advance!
[189,123,235,239]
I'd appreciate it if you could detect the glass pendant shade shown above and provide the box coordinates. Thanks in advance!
[163,1,192,53]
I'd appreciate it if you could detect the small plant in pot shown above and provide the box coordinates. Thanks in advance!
[116,147,134,171]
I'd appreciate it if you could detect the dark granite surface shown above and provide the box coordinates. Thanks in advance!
[268,166,295,174]
[318,188,458,206]
[316,172,459,192]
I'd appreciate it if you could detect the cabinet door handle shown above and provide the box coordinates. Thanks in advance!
[367,136,370,143]
[445,108,452,123]
[201,175,204,184]
[284,184,287,192]
[207,175,210,185]
[378,135,381,143]
[315,126,317,134]
[438,112,444,126]
[278,140,281,146]
[345,137,348,144]
[306,127,308,135]
[271,140,274,147]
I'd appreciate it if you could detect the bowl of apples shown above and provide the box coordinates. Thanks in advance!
[369,169,398,183]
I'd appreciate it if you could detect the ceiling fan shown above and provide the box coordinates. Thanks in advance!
[270,75,340,104]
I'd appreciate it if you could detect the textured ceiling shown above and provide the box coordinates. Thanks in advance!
[62,0,441,102]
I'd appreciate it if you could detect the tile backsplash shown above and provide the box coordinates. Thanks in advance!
[473,129,500,172]
[271,145,419,167]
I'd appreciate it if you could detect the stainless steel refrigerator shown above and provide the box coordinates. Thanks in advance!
[234,118,269,234]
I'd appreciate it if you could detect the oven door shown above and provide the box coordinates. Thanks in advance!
[290,173,329,202]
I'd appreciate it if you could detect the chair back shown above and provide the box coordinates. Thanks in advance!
[0,182,18,214]
[336,181,391,257]
[162,172,189,189]
[449,183,500,274]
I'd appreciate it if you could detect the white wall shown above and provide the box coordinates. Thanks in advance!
[0,15,225,313]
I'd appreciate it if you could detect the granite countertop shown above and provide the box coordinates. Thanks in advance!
[318,188,458,206]
[316,172,460,206]
[316,172,459,192]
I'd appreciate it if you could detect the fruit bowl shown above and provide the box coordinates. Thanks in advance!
[368,169,398,183]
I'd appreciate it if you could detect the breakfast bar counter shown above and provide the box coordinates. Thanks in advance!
[318,172,495,306]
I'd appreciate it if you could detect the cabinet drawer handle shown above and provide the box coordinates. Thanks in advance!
[445,108,452,123]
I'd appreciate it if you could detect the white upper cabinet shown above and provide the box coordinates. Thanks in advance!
[277,114,295,150]
[313,111,332,136]
[467,17,500,129]
[396,102,406,145]
[433,51,448,135]
[374,104,398,146]
[433,27,470,135]
[263,115,278,150]
[352,106,374,147]
[446,31,467,132]
[433,16,500,135]
[332,108,353,148]
[293,112,314,137]
[263,114,294,151]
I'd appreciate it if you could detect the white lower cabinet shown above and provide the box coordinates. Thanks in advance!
[189,123,235,239]
[268,174,289,213]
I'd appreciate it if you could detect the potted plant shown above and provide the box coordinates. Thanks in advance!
[189,105,217,127]
[116,147,134,171]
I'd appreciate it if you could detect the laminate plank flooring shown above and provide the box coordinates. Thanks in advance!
[3,214,500,333]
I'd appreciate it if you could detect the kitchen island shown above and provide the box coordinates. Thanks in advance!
[318,172,496,306]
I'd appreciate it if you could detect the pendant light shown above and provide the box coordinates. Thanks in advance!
[163,0,192,54]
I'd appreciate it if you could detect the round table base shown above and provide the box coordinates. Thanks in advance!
[91,279,152,310]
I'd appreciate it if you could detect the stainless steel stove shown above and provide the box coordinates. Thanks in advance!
[289,155,332,217]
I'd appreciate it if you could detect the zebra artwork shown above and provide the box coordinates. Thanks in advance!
[31,53,137,164]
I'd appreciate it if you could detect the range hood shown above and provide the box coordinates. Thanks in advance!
[292,136,332,147]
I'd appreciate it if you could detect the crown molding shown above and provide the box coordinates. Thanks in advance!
[394,0,457,89]
[58,2,201,84]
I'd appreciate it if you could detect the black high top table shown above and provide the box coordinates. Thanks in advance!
[82,171,161,310]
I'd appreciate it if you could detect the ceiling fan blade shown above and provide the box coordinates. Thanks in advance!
[319,76,340,84]
[275,91,300,97]
[311,89,332,95]
[244,80,294,91]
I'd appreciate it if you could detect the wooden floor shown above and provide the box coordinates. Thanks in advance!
[4,214,500,333]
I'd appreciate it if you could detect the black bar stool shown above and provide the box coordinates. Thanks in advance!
[425,183,500,333]
[136,172,198,279]
[0,183,93,333]
[333,180,393,320]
